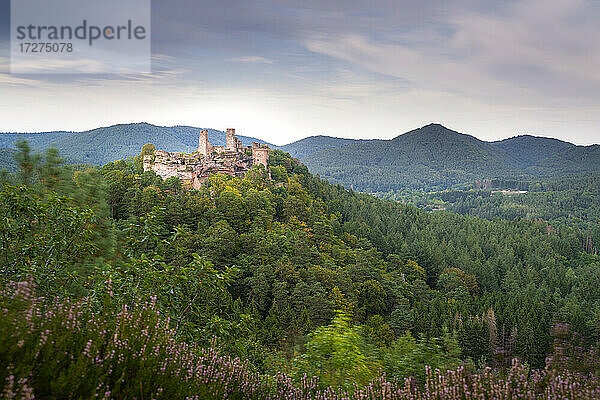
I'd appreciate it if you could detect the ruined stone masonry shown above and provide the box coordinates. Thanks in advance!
[143,128,270,190]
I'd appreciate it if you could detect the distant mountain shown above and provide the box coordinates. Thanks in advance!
[0,123,273,166]
[286,124,600,192]
[491,135,575,166]
[297,124,514,191]
[279,135,377,159]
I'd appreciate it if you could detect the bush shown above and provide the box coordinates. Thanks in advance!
[0,279,274,399]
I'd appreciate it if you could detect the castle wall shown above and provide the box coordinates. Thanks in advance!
[235,137,243,152]
[252,147,269,166]
[146,128,270,190]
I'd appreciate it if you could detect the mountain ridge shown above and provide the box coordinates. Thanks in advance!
[291,124,600,191]
[279,134,380,159]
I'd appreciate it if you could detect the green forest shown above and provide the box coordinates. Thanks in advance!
[1,141,599,398]
[382,173,600,253]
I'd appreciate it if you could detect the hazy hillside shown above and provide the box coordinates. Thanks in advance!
[0,123,272,166]
[289,124,600,192]
[0,148,17,172]
[279,135,377,159]
[491,135,575,166]
[530,144,600,172]
[0,131,74,150]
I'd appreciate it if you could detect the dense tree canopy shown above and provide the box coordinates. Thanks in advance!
[1,144,599,391]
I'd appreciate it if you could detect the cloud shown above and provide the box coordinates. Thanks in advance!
[303,0,600,105]
[447,0,600,91]
[227,55,274,64]
[1,0,599,144]
[0,72,47,87]
[9,57,110,74]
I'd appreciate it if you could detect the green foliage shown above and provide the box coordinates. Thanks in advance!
[362,314,395,347]
[402,174,600,251]
[293,311,379,389]
[458,317,490,366]
[0,185,103,295]
[134,142,156,170]
[14,140,40,186]
[381,330,462,383]
[389,298,414,335]
[270,165,288,182]
[438,267,479,296]
[399,259,427,282]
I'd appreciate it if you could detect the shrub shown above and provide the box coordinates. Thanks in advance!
[1,280,600,399]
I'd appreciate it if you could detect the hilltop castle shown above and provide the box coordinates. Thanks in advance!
[143,128,270,189]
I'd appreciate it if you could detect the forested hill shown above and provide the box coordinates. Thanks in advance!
[279,135,378,159]
[491,135,575,165]
[0,123,272,166]
[289,124,600,192]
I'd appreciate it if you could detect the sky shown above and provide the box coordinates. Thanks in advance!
[0,0,599,146]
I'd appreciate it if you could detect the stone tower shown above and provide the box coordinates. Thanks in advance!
[226,128,236,151]
[198,129,210,155]
[251,142,269,166]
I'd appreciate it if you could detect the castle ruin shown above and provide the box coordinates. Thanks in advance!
[143,128,270,189]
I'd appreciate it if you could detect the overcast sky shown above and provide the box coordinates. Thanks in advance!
[1,0,599,145]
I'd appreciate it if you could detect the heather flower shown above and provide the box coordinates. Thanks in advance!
[2,280,600,399]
